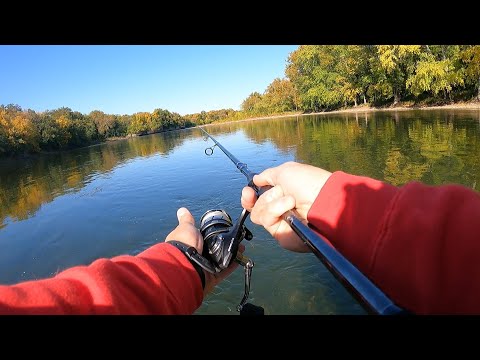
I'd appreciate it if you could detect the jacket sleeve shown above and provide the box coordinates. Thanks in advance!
[307,171,480,314]
[0,242,204,314]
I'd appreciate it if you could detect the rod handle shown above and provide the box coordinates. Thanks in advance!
[256,185,272,197]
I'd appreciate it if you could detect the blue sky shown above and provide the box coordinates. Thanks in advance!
[0,45,298,116]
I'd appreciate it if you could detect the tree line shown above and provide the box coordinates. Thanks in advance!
[3,45,480,156]
[185,45,480,124]
[0,105,195,156]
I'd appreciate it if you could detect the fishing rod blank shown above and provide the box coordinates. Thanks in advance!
[199,126,406,315]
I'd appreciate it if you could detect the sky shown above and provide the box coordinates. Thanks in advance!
[0,45,298,116]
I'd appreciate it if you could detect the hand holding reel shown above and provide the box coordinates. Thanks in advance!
[192,207,263,314]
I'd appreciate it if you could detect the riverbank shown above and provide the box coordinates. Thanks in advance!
[201,101,480,127]
[308,100,480,115]
[2,102,479,161]
[105,126,191,142]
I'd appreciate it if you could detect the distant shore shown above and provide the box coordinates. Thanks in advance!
[3,101,479,160]
[201,100,480,127]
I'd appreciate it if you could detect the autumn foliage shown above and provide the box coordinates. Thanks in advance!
[0,105,194,156]
[3,45,480,156]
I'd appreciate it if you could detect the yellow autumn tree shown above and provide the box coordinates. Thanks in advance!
[55,114,72,147]
[0,109,9,154]
[5,113,40,152]
[406,52,464,99]
[460,45,480,100]
[261,78,298,113]
[377,45,422,104]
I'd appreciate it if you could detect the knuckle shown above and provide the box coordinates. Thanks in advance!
[283,161,296,168]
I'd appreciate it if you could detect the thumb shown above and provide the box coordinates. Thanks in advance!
[177,207,195,225]
[253,167,277,187]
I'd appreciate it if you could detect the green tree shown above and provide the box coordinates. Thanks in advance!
[89,110,116,138]
[128,112,150,135]
[460,45,480,100]
[35,114,60,149]
[376,45,422,104]
[406,51,464,100]
[262,78,297,113]
[286,45,344,111]
[55,115,72,147]
[241,92,263,114]
[335,46,376,106]
[0,108,10,154]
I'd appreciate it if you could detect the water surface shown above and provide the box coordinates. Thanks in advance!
[1,109,479,314]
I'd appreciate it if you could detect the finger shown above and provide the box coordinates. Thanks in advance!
[256,195,296,227]
[253,167,278,187]
[241,186,257,210]
[269,194,296,217]
[260,184,285,203]
[177,207,195,225]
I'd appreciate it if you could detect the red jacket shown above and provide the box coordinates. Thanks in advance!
[308,172,480,314]
[0,243,203,314]
[0,171,479,314]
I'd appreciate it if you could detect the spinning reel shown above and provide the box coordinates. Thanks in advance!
[198,208,263,315]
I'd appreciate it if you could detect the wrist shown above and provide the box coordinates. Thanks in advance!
[167,241,206,289]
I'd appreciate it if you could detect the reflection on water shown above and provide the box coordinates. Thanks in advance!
[0,130,198,227]
[0,109,479,314]
[210,110,480,189]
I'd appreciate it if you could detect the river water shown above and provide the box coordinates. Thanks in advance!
[1,109,479,314]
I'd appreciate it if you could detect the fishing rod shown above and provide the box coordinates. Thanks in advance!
[199,126,406,315]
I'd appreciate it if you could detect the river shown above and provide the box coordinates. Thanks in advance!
[1,109,479,314]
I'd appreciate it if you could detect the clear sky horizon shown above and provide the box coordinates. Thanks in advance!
[0,45,298,116]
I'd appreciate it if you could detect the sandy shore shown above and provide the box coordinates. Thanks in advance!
[309,101,480,115]
[201,101,480,127]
